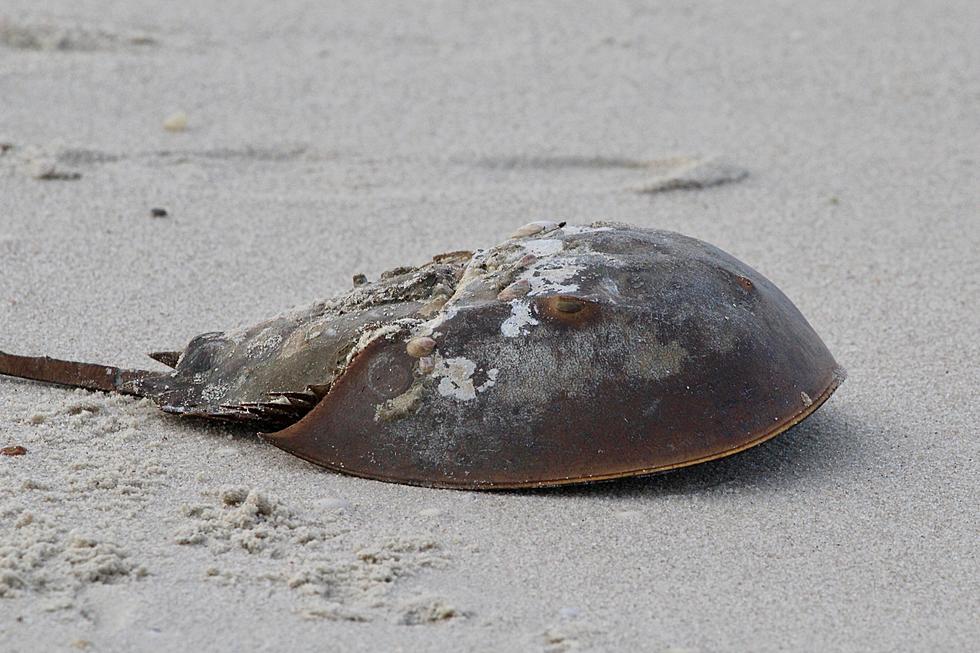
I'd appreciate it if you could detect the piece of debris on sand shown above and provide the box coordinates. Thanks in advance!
[163,111,189,132]
[634,156,748,193]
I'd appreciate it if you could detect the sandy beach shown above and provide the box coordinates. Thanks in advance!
[1,1,977,651]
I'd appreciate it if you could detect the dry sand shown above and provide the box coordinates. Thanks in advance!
[1,1,977,651]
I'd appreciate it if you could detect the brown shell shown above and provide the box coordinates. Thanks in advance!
[263,224,844,488]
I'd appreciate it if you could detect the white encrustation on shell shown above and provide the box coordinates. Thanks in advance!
[433,357,477,401]
[520,239,564,257]
[431,356,499,402]
[500,300,539,338]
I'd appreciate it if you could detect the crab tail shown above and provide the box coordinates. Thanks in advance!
[0,350,164,398]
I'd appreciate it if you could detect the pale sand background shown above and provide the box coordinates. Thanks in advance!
[1,2,977,651]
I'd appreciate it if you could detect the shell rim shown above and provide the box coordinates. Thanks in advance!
[263,365,847,491]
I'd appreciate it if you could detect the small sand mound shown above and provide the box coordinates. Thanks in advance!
[0,509,144,606]
[634,156,749,193]
[175,487,449,622]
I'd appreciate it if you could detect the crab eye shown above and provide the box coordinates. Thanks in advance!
[535,295,599,325]
[554,297,585,314]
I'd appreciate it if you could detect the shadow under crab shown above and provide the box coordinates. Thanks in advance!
[0,222,844,489]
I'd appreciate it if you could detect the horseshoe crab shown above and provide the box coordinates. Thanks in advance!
[0,222,844,489]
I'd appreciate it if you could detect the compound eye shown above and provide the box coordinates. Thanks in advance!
[553,297,585,313]
[535,295,600,326]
